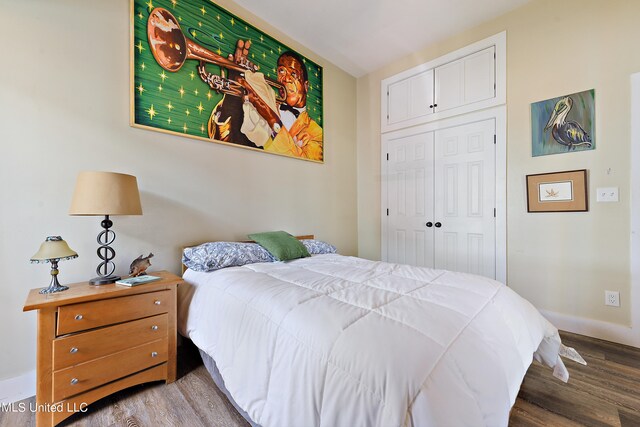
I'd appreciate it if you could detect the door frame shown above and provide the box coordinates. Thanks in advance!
[629,72,640,346]
[382,105,507,283]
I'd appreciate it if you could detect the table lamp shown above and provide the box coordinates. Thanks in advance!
[69,171,142,285]
[30,236,78,294]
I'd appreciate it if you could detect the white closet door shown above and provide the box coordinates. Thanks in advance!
[434,59,464,112]
[434,119,496,278]
[386,70,434,127]
[464,47,495,104]
[434,46,495,113]
[385,130,435,267]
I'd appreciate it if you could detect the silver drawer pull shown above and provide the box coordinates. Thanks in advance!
[70,347,78,354]
[151,325,159,331]
[75,314,83,320]
[154,300,161,305]
[70,378,79,385]
[151,351,158,358]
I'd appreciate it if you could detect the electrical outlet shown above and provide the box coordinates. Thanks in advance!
[605,290,620,307]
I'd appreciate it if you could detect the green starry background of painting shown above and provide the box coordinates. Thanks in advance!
[132,0,323,141]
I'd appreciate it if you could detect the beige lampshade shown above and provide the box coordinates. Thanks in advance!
[69,171,142,216]
[30,236,78,263]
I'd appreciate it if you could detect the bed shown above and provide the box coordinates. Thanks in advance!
[177,236,568,427]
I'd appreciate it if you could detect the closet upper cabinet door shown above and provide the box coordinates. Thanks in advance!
[434,59,464,112]
[386,69,434,128]
[435,46,495,113]
[464,46,495,104]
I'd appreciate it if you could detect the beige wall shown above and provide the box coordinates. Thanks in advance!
[0,0,357,382]
[357,0,640,326]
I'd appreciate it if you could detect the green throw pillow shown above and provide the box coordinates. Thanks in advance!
[248,231,310,261]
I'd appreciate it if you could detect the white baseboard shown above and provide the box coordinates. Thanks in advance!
[0,370,35,404]
[540,309,640,348]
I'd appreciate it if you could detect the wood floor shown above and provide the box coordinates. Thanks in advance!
[2,331,639,427]
[510,331,640,427]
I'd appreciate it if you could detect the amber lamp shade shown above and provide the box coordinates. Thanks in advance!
[30,236,78,294]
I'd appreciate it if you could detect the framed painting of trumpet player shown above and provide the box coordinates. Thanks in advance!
[130,0,324,162]
[531,89,595,157]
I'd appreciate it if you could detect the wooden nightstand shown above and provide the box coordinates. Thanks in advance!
[23,270,181,427]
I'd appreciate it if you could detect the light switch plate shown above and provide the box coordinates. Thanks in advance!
[596,187,619,202]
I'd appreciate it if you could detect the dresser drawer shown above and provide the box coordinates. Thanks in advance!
[57,290,171,335]
[52,338,168,402]
[53,313,168,371]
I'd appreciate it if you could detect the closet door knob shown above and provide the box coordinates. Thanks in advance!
[429,104,434,109]
[426,222,433,228]
[434,222,442,228]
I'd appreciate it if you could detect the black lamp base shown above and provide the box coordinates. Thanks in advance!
[91,214,120,285]
[89,275,121,285]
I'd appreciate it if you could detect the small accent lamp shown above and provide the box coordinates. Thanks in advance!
[30,236,78,294]
[69,171,142,285]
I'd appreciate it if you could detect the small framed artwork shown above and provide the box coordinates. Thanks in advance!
[526,169,588,212]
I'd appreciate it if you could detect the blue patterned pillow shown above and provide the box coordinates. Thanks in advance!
[182,242,275,272]
[300,239,337,255]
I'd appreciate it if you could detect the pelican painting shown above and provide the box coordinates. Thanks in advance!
[531,89,595,157]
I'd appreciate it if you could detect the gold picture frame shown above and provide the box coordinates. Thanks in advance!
[526,169,588,212]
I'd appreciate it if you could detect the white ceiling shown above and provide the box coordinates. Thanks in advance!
[233,0,531,77]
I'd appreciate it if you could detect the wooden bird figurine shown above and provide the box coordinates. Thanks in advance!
[129,253,154,276]
[544,96,592,151]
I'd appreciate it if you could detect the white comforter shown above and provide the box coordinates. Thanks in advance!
[178,254,563,427]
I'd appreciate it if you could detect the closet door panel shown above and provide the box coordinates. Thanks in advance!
[434,60,464,112]
[385,70,434,128]
[464,47,495,104]
[409,71,434,120]
[434,119,496,278]
[387,79,410,125]
[385,130,435,268]
[434,46,495,114]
